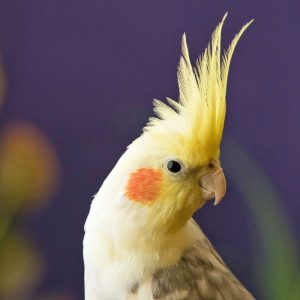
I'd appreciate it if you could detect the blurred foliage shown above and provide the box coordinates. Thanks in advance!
[0,59,70,299]
[0,122,59,214]
[0,121,60,243]
[223,138,300,300]
[0,231,44,300]
[0,121,61,300]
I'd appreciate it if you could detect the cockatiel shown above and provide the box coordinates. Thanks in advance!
[83,13,254,300]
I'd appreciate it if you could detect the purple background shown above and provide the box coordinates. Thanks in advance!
[0,0,299,298]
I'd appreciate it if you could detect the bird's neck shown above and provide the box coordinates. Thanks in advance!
[85,200,198,272]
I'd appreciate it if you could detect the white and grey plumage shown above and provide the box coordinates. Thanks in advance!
[129,220,254,300]
[84,14,254,300]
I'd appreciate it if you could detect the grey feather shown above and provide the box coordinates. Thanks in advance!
[150,234,254,300]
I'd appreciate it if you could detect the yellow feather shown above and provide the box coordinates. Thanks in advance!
[144,14,253,163]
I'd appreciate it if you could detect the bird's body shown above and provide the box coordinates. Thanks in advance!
[83,14,254,300]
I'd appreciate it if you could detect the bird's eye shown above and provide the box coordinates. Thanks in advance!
[166,160,182,173]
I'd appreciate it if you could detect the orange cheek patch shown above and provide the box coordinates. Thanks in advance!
[125,168,163,203]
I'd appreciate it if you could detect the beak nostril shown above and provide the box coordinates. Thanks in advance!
[208,162,214,169]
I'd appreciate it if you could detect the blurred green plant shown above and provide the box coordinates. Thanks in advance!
[0,231,44,299]
[223,137,300,300]
[0,55,65,299]
[0,122,60,241]
[0,122,60,300]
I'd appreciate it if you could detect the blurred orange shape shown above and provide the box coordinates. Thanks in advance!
[0,121,60,215]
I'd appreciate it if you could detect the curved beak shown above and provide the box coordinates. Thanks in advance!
[199,168,226,206]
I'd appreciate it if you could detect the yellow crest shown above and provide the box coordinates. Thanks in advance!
[144,14,253,162]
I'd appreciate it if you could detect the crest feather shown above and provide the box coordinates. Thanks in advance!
[144,14,253,158]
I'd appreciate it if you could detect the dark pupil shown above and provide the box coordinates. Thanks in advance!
[167,160,181,173]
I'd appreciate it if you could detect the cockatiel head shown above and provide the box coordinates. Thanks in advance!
[95,14,252,235]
